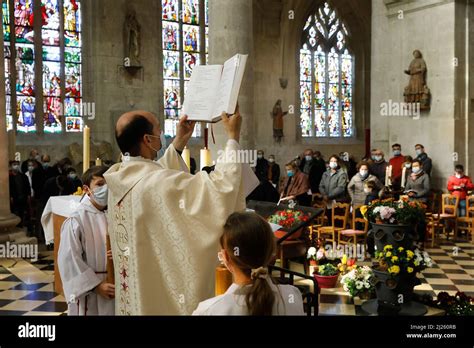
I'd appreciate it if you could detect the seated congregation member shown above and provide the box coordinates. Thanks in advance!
[347,162,383,206]
[319,155,348,216]
[447,164,474,217]
[58,166,115,316]
[279,161,310,206]
[368,149,388,184]
[193,212,304,315]
[404,159,431,203]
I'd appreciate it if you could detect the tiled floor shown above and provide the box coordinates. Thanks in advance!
[0,241,472,316]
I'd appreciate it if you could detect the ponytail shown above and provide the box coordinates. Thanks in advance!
[245,276,275,316]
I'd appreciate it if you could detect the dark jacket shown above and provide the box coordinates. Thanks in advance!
[369,161,388,184]
[416,153,432,176]
[9,172,31,205]
[299,158,326,193]
[255,158,269,182]
[267,163,280,187]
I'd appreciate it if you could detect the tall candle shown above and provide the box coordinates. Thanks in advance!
[95,158,102,166]
[181,147,191,170]
[83,125,90,173]
[200,148,212,171]
[401,167,407,189]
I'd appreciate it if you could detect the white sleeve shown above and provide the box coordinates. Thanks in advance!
[156,144,189,173]
[58,217,102,303]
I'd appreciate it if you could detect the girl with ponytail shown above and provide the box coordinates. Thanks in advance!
[193,212,304,315]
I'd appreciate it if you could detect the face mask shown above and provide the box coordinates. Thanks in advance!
[360,170,368,178]
[91,184,108,207]
[68,173,77,180]
[374,156,382,162]
[287,170,294,177]
[12,165,20,172]
[405,163,412,169]
[412,167,421,174]
[42,162,50,169]
[415,149,422,156]
[455,173,462,179]
[329,162,338,169]
[35,155,41,161]
[268,158,275,163]
[305,156,312,162]
[148,133,166,161]
[27,166,34,172]
[364,187,371,193]
[371,155,376,161]
[393,150,401,156]
[257,155,263,159]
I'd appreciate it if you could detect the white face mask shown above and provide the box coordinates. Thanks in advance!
[415,149,423,156]
[91,184,108,207]
[148,133,166,161]
[405,163,412,169]
[329,162,338,169]
[412,166,421,174]
[305,156,312,162]
[268,158,275,163]
[455,173,462,179]
[360,170,369,178]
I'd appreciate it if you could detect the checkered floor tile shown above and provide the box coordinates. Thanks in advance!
[0,241,472,316]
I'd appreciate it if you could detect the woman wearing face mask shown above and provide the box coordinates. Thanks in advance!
[319,155,349,216]
[193,212,304,315]
[404,159,430,203]
[279,161,310,206]
[347,162,383,206]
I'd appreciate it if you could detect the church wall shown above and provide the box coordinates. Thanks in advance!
[251,0,371,169]
[370,0,456,190]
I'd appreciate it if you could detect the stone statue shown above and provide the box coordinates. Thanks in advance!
[270,100,288,143]
[404,50,430,110]
[124,10,141,67]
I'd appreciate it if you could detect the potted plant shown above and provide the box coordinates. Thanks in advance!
[314,263,339,288]
[268,209,311,240]
[340,265,376,300]
[337,254,357,275]
[373,245,432,307]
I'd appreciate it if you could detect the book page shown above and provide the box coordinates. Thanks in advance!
[211,56,239,118]
[182,65,223,121]
[227,54,247,114]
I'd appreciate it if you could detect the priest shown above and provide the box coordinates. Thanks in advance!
[105,108,253,315]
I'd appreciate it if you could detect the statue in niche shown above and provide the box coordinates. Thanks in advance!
[270,100,288,143]
[123,10,141,67]
[404,50,430,110]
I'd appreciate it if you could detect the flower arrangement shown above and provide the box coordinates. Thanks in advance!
[360,198,426,225]
[375,245,432,276]
[337,254,357,275]
[425,292,474,316]
[316,263,339,276]
[340,266,375,298]
[268,209,310,229]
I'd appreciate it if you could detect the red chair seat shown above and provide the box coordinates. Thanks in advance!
[340,229,365,235]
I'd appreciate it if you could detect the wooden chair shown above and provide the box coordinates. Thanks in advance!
[317,203,350,246]
[338,205,369,252]
[308,195,327,243]
[426,211,445,247]
[455,195,474,242]
[433,194,459,239]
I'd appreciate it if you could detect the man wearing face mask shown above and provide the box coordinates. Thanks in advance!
[58,166,115,316]
[368,149,388,184]
[447,165,474,217]
[9,160,31,228]
[105,109,259,315]
[414,144,432,177]
[21,149,41,174]
[255,150,269,182]
[66,167,83,192]
[299,149,324,194]
[389,144,405,190]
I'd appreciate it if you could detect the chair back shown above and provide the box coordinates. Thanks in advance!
[466,195,474,218]
[441,194,459,216]
[352,205,369,232]
[332,203,350,229]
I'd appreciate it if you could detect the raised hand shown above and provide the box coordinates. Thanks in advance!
[221,104,242,142]
[173,115,196,151]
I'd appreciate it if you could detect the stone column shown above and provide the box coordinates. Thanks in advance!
[0,11,29,244]
[207,0,254,161]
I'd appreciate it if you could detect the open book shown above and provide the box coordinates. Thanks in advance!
[182,54,248,123]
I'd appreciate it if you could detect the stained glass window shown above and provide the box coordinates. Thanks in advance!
[300,2,354,138]
[162,0,207,137]
[2,0,82,133]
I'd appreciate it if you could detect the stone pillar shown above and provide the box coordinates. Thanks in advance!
[208,0,254,161]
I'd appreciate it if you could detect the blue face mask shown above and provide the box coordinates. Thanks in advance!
[91,184,108,207]
[393,150,401,156]
[287,170,294,177]
[149,132,167,161]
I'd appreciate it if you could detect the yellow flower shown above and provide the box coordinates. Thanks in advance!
[384,245,393,251]
[414,260,420,267]
[360,205,368,219]
[386,251,392,257]
[406,250,414,259]
[388,265,400,274]
[407,267,414,273]
[398,247,404,252]
[391,256,399,263]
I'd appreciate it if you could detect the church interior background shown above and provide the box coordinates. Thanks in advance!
[0,0,473,318]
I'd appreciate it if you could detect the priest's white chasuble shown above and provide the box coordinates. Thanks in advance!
[105,140,252,315]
